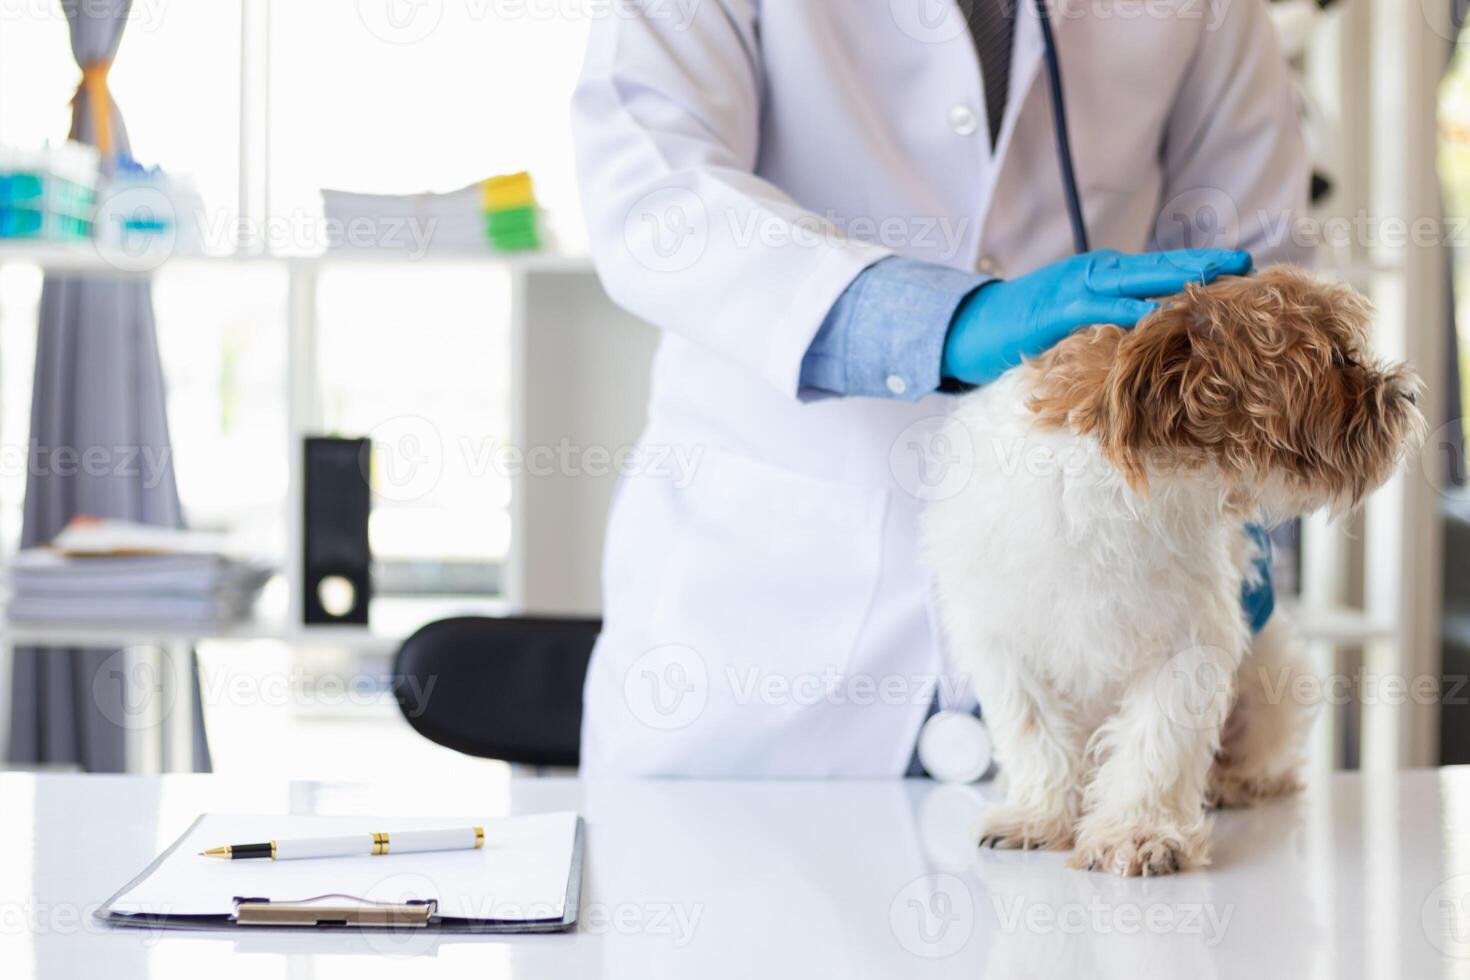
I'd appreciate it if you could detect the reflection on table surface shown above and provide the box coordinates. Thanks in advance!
[2,767,1467,979]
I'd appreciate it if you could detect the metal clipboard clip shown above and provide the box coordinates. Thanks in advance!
[233,894,437,928]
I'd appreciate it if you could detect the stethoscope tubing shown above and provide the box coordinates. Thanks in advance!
[1032,0,1091,255]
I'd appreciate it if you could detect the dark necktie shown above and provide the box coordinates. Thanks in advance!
[957,0,1017,149]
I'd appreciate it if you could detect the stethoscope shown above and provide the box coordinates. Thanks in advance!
[917,0,1090,785]
[1034,0,1091,255]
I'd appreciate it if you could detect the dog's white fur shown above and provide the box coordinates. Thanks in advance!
[923,373,1313,875]
[921,267,1428,874]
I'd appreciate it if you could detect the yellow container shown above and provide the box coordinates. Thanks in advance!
[483,171,536,211]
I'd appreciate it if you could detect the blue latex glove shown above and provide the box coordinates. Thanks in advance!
[941,248,1254,385]
[1242,523,1276,634]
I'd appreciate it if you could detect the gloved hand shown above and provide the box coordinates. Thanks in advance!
[941,248,1254,385]
[1242,523,1275,634]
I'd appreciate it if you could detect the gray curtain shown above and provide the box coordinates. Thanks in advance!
[1448,2,1468,480]
[5,0,210,771]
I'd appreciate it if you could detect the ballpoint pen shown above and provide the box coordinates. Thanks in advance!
[199,826,485,861]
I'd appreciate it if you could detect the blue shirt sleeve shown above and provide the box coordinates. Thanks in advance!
[799,256,993,402]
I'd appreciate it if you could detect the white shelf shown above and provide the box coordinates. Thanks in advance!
[1,594,511,655]
[1288,602,1395,645]
[0,240,595,277]
[3,616,398,654]
[0,236,615,639]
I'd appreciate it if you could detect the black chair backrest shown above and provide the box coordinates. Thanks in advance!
[392,616,600,767]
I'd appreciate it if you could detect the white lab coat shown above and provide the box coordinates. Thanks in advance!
[571,0,1311,776]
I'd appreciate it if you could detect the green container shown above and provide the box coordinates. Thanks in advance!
[485,205,540,251]
[0,207,44,237]
[486,206,536,234]
[0,205,90,240]
[0,172,94,216]
[490,230,541,252]
[0,166,96,240]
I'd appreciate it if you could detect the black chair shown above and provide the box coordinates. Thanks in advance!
[392,616,600,767]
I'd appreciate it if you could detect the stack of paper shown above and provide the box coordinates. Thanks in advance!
[322,171,543,255]
[5,518,273,627]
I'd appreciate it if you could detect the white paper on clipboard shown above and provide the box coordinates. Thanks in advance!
[105,812,580,925]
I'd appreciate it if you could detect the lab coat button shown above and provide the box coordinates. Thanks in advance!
[886,374,909,396]
[948,104,979,136]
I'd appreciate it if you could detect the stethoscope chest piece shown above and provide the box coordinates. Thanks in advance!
[918,709,995,784]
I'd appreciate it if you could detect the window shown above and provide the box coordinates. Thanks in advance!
[315,265,514,589]
[268,3,589,254]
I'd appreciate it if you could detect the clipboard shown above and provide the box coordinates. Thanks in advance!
[95,812,585,934]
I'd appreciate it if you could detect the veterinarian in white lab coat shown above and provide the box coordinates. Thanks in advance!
[571,0,1312,777]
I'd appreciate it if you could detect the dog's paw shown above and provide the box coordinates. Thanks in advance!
[1069,826,1206,877]
[1206,767,1303,809]
[978,806,1075,851]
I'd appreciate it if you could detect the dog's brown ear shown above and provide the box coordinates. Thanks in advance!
[1027,325,1127,435]
[1028,288,1258,493]
[1098,285,1272,493]
[1093,305,1200,492]
[1026,311,1200,492]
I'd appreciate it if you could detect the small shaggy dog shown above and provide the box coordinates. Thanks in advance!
[922,266,1423,876]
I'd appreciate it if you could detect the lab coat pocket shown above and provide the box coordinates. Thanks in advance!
[651,448,888,686]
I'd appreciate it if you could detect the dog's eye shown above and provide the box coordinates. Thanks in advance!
[1331,348,1357,370]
